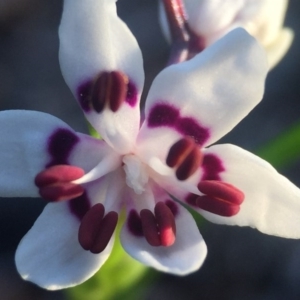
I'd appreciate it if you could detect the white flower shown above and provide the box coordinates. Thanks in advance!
[160,0,294,68]
[0,0,299,291]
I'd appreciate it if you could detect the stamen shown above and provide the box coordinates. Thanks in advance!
[166,137,194,167]
[78,203,105,250]
[140,202,176,247]
[140,209,161,246]
[176,147,202,180]
[72,154,121,185]
[78,203,118,253]
[35,165,85,202]
[90,71,128,113]
[90,211,118,254]
[39,182,84,202]
[35,165,85,187]
[109,71,128,112]
[196,195,240,217]
[155,202,176,246]
[194,180,245,216]
[91,72,110,113]
[198,180,244,205]
[166,137,203,181]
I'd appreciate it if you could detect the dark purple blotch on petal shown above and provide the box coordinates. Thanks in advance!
[148,103,179,127]
[126,81,138,107]
[201,154,225,181]
[177,117,209,146]
[77,80,93,112]
[68,192,91,221]
[47,128,79,167]
[127,209,143,237]
[148,103,210,146]
[165,200,178,217]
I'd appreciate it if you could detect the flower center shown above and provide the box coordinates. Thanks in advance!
[123,154,149,194]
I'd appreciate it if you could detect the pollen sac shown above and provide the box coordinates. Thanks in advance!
[39,182,85,202]
[35,165,85,202]
[196,180,245,217]
[78,203,118,253]
[90,70,129,113]
[35,165,85,187]
[140,201,176,247]
[166,137,203,180]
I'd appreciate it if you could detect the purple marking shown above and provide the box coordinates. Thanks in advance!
[201,154,225,181]
[77,80,93,112]
[148,103,179,127]
[127,209,143,237]
[188,34,206,58]
[148,103,209,146]
[185,193,198,207]
[126,81,138,107]
[68,192,91,221]
[178,117,209,145]
[47,128,79,167]
[165,200,178,217]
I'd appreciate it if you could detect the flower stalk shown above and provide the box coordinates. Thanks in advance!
[162,0,204,64]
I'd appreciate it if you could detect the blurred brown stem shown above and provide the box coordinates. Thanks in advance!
[162,0,205,65]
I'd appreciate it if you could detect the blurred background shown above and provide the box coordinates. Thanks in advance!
[0,0,300,299]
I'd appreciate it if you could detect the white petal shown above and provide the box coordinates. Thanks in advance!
[265,28,294,69]
[15,201,113,290]
[0,110,74,197]
[121,199,207,275]
[83,168,125,212]
[0,110,115,198]
[138,28,267,165]
[59,0,144,153]
[185,0,245,39]
[70,132,119,172]
[198,144,300,239]
[239,0,289,46]
[183,0,289,48]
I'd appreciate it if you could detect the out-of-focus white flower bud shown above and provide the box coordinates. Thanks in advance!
[160,0,294,68]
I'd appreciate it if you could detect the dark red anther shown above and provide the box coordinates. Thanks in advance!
[166,137,194,167]
[155,202,176,247]
[140,209,161,246]
[140,202,176,247]
[35,165,85,187]
[166,137,203,181]
[90,211,118,254]
[35,165,85,202]
[39,182,84,202]
[109,71,128,112]
[91,72,110,113]
[91,71,128,113]
[198,180,244,205]
[196,195,240,217]
[176,147,203,180]
[78,203,118,254]
[78,203,105,250]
